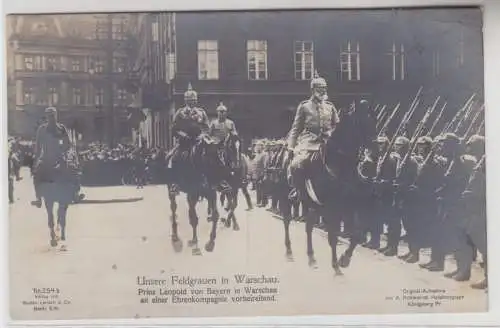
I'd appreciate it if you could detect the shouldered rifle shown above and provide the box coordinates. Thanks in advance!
[444,94,476,133]
[375,87,422,178]
[396,97,440,178]
[463,104,484,140]
[428,102,447,136]
[377,103,400,136]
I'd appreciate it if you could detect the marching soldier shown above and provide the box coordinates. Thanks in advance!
[253,140,268,207]
[460,135,487,289]
[383,136,418,257]
[287,71,340,202]
[403,136,443,263]
[166,83,210,193]
[31,107,71,208]
[448,134,486,285]
[426,133,474,278]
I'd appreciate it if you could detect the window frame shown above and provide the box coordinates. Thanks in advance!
[197,40,219,80]
[294,41,314,81]
[247,40,268,81]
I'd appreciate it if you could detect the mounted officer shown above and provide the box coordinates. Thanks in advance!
[31,107,71,208]
[208,101,237,192]
[166,83,210,193]
[286,70,340,202]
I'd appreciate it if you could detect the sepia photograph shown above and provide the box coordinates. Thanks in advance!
[5,6,488,320]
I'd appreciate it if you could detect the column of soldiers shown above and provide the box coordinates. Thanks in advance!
[357,120,487,290]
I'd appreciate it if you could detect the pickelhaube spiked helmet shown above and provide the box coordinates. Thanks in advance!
[184,83,198,100]
[216,102,227,112]
[417,136,433,145]
[310,70,327,89]
[395,136,410,146]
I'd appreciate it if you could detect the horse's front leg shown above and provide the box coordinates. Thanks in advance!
[205,189,219,252]
[187,194,201,255]
[325,209,343,275]
[340,209,361,268]
[45,201,57,247]
[230,190,240,231]
[168,190,183,252]
[57,204,69,251]
[305,209,317,268]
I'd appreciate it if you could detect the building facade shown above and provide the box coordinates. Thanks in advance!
[127,13,176,149]
[7,14,136,145]
[171,8,483,142]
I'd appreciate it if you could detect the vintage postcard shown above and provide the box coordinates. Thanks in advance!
[6,6,488,321]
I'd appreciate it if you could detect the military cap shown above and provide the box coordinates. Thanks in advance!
[216,102,227,112]
[376,136,389,144]
[438,132,461,144]
[310,70,327,89]
[184,83,198,100]
[417,136,433,145]
[45,106,57,114]
[466,134,485,148]
[395,136,410,145]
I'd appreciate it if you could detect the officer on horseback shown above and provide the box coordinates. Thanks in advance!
[167,83,210,193]
[286,70,340,202]
[31,107,71,208]
[208,101,237,192]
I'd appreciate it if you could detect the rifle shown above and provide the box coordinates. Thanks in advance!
[428,102,447,136]
[475,118,485,135]
[444,94,476,133]
[376,105,387,122]
[375,87,422,178]
[463,104,484,140]
[396,96,440,178]
[377,103,400,136]
[454,100,476,135]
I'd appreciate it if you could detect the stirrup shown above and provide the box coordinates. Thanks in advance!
[288,188,300,202]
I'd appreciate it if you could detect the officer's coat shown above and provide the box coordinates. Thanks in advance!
[209,118,237,144]
[287,97,340,151]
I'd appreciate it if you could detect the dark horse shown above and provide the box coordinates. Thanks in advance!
[218,134,251,230]
[284,103,376,275]
[167,135,223,255]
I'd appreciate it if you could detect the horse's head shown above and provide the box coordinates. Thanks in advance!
[224,134,242,168]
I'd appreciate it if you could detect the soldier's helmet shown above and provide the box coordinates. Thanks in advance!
[417,136,433,146]
[466,134,485,153]
[216,102,227,112]
[45,106,57,114]
[437,132,461,148]
[310,70,327,89]
[184,83,198,101]
[395,136,410,146]
[375,136,389,144]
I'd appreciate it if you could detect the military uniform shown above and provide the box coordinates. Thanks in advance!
[166,84,210,191]
[209,104,237,144]
[287,72,340,200]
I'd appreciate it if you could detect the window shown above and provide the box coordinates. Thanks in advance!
[340,41,361,81]
[23,86,34,104]
[432,51,440,77]
[113,57,127,73]
[73,87,82,105]
[247,40,268,80]
[46,56,58,71]
[197,40,219,80]
[24,56,33,70]
[387,42,406,80]
[151,19,159,42]
[89,56,104,73]
[116,87,127,105]
[94,87,104,105]
[113,19,126,40]
[294,41,314,80]
[72,58,81,71]
[48,87,58,105]
[33,56,43,71]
